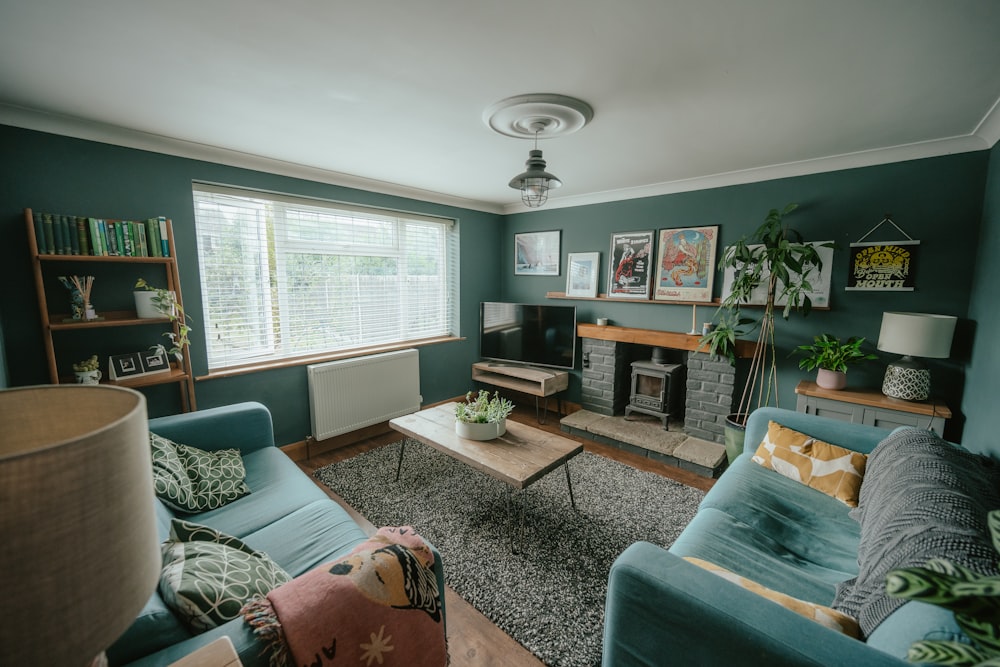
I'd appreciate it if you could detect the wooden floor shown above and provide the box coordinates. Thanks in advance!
[300,404,715,667]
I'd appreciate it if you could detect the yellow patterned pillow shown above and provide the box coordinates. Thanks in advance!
[684,557,861,638]
[752,421,867,507]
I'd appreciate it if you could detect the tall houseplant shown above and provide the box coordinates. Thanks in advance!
[700,204,830,452]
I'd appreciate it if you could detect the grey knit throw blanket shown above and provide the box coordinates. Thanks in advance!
[832,427,1000,637]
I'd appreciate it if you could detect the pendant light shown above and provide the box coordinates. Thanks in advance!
[483,94,594,209]
[508,121,562,208]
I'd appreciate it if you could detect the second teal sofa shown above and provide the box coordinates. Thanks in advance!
[603,407,996,666]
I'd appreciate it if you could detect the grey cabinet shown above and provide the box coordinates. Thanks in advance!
[795,381,949,437]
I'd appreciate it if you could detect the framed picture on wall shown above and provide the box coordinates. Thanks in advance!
[720,241,834,307]
[565,252,600,298]
[607,231,654,299]
[515,230,561,275]
[653,226,718,302]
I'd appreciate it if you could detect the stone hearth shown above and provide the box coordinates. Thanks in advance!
[560,409,727,478]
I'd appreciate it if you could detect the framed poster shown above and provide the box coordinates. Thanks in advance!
[653,226,718,302]
[566,252,600,298]
[607,231,654,299]
[845,241,919,291]
[515,230,561,276]
[721,241,834,307]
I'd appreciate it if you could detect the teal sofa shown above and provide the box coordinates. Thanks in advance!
[603,407,986,667]
[106,402,446,667]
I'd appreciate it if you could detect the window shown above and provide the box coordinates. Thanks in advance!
[192,183,459,370]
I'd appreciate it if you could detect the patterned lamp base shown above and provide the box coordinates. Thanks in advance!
[882,362,931,401]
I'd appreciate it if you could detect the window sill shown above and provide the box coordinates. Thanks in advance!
[195,335,464,381]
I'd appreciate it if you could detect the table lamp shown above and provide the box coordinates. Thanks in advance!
[877,312,957,401]
[0,385,159,666]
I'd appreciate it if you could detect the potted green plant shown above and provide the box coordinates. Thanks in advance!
[699,204,831,460]
[72,354,102,385]
[134,279,192,362]
[454,390,515,440]
[794,333,877,390]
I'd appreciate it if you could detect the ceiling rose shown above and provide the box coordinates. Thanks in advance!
[484,94,594,139]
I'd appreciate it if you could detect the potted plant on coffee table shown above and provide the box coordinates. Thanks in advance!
[794,333,877,390]
[454,390,515,441]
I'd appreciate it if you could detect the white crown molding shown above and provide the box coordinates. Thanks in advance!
[973,95,1000,148]
[0,104,506,215]
[3,103,991,219]
[505,133,992,214]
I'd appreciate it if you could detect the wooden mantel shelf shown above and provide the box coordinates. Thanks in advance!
[577,323,757,359]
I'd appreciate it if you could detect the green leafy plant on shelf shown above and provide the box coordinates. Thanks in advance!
[134,278,192,361]
[886,509,1000,666]
[793,334,878,373]
[454,390,515,424]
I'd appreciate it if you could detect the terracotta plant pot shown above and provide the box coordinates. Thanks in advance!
[816,368,847,390]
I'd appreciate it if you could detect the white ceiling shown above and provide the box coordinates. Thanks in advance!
[2,0,999,214]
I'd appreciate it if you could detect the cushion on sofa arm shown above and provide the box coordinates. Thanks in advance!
[150,432,251,513]
[752,420,867,507]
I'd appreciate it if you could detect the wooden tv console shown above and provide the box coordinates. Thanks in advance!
[471,361,569,423]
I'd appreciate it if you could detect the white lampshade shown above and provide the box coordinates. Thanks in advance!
[0,385,159,665]
[877,312,957,359]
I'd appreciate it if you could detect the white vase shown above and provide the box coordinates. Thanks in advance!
[816,368,847,390]
[455,419,506,440]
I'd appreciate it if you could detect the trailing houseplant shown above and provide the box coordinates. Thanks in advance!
[794,333,877,390]
[454,390,515,440]
[134,278,192,361]
[698,204,831,454]
[885,509,1000,666]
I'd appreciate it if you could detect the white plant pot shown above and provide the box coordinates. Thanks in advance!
[74,369,102,385]
[134,290,175,319]
[455,419,506,441]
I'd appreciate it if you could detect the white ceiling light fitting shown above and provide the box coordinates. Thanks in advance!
[484,94,594,208]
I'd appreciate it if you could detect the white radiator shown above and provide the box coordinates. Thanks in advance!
[307,349,422,441]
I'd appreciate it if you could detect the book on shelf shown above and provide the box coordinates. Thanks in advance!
[32,210,171,258]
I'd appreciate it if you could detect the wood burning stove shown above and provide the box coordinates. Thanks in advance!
[625,353,685,429]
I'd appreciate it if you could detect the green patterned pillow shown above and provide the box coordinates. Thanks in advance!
[150,432,250,512]
[159,519,291,633]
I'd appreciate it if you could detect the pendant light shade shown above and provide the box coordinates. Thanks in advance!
[508,148,562,208]
[483,94,592,209]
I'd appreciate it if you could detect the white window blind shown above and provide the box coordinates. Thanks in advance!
[192,183,459,370]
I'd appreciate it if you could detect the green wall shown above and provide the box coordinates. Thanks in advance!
[963,140,1000,450]
[1,122,996,450]
[502,153,990,445]
[0,124,502,444]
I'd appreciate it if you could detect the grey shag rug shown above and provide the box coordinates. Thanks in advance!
[314,439,704,667]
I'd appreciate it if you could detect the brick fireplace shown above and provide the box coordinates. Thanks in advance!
[578,324,754,444]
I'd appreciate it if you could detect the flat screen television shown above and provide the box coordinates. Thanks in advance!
[479,302,577,370]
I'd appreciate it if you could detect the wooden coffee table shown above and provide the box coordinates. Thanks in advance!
[389,403,583,551]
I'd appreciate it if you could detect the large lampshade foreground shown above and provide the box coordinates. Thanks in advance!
[877,312,957,358]
[0,385,158,665]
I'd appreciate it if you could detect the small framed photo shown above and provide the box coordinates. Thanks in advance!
[140,347,171,375]
[515,230,561,276]
[565,252,600,298]
[607,230,654,299]
[653,226,719,302]
[108,352,144,380]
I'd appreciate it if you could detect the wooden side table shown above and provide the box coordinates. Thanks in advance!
[168,637,242,667]
[794,380,951,436]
